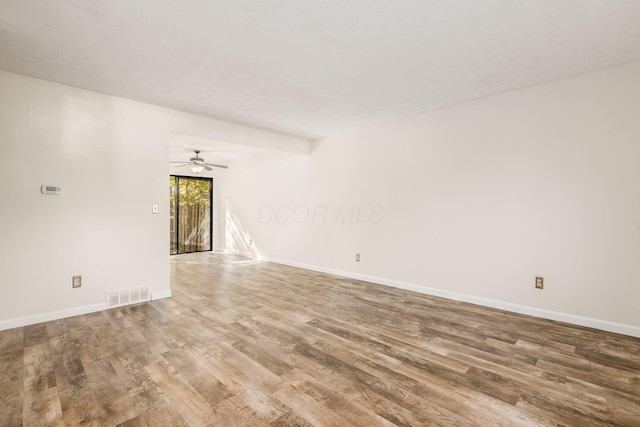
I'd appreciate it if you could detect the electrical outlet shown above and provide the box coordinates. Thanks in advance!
[249,239,252,246]
[535,276,543,289]
[72,275,82,288]
[355,253,360,262]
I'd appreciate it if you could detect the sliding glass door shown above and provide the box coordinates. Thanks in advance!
[170,176,213,255]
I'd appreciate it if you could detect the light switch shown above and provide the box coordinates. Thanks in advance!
[152,203,159,214]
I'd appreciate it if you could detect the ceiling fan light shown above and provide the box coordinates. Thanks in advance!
[191,164,204,173]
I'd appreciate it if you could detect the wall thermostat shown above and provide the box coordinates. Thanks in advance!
[41,185,62,195]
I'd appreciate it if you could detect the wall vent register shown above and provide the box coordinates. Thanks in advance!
[106,286,150,308]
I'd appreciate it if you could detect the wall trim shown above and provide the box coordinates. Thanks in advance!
[0,289,173,331]
[152,290,172,300]
[268,257,640,339]
[0,303,106,332]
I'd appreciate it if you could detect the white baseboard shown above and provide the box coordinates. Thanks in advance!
[3,258,636,338]
[0,303,106,332]
[152,290,172,300]
[268,257,640,338]
[0,289,173,331]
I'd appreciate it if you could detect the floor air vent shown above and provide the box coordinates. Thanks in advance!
[106,286,150,308]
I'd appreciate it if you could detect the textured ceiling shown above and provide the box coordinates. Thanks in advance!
[168,132,267,164]
[1,1,640,139]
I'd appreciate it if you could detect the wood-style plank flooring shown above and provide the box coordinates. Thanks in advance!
[1,252,640,426]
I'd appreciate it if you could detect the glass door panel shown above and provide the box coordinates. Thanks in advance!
[170,176,212,254]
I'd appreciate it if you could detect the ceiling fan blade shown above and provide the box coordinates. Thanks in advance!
[204,163,229,169]
[171,150,228,171]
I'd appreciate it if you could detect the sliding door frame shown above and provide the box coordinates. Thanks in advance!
[170,175,214,255]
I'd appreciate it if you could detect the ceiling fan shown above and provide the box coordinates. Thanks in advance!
[170,150,228,174]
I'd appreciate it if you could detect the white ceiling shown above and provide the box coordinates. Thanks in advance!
[2,1,640,140]
[168,132,267,164]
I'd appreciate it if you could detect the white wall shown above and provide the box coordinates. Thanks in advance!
[224,60,640,334]
[4,60,637,334]
[0,70,310,329]
[0,70,171,325]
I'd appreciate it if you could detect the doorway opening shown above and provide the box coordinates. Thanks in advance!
[170,175,213,255]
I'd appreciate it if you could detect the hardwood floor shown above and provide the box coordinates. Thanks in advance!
[1,252,640,426]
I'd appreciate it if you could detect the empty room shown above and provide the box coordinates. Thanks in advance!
[1,1,640,426]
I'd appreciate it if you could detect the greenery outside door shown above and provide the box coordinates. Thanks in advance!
[170,176,213,254]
